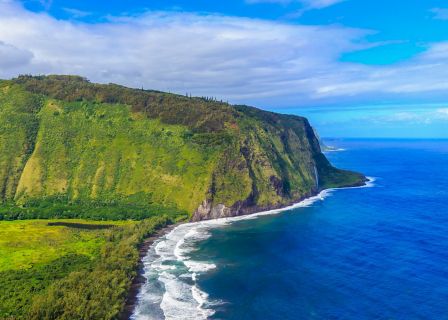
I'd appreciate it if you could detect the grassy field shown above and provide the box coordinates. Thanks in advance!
[0,219,134,272]
[0,217,175,319]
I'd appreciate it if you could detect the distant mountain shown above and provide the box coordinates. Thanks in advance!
[312,127,341,152]
[0,75,366,220]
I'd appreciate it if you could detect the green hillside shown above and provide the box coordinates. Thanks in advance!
[0,75,365,221]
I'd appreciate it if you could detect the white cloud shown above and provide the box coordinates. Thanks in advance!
[62,8,92,18]
[302,0,344,9]
[382,112,425,123]
[1,1,448,108]
[436,108,448,119]
[366,108,448,125]
[246,0,344,9]
[431,8,448,20]
[0,1,367,104]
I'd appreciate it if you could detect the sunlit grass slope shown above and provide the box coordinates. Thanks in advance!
[0,219,134,272]
[15,100,217,214]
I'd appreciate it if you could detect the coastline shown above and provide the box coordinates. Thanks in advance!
[120,222,182,320]
[208,177,373,224]
[124,177,374,319]
[193,175,369,221]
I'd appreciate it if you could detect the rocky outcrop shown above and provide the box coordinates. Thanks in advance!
[192,200,232,221]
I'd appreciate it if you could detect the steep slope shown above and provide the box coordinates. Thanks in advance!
[0,75,366,220]
[0,85,41,201]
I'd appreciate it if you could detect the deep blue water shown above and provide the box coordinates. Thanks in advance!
[192,139,448,320]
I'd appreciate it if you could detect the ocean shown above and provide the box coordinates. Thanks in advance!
[132,139,448,320]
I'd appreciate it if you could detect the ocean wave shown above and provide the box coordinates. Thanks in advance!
[339,176,376,190]
[323,148,346,153]
[131,222,223,320]
[131,177,376,320]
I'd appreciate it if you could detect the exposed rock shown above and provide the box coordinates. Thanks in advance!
[192,199,232,221]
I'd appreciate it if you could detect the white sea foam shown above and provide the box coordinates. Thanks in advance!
[132,222,222,320]
[323,147,346,153]
[339,176,376,190]
[131,176,376,320]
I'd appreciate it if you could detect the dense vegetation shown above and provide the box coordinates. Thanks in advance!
[0,216,177,319]
[0,196,186,221]
[13,75,236,133]
[0,75,365,221]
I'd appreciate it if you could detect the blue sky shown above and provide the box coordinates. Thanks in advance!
[2,0,448,137]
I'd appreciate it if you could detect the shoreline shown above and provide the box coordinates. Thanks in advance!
[119,222,182,320]
[123,177,374,319]
[192,177,369,222]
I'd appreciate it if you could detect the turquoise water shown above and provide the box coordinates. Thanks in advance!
[189,139,448,319]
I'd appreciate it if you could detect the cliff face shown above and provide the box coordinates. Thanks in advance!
[191,106,366,220]
[0,75,365,220]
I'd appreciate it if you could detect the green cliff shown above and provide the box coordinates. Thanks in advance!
[0,75,365,221]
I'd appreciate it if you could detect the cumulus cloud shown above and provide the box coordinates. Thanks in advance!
[1,1,448,107]
[0,1,367,104]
